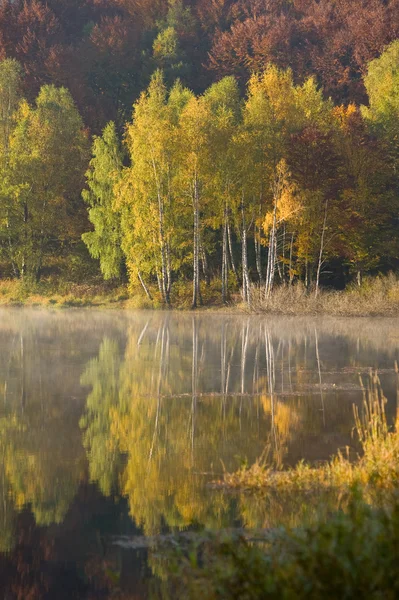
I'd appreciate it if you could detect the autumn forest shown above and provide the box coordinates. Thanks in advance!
[1,0,399,307]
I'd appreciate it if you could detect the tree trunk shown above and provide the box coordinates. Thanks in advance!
[241,194,250,305]
[265,228,277,297]
[289,232,294,285]
[151,156,170,306]
[315,200,328,297]
[138,271,153,301]
[221,205,229,303]
[165,239,171,302]
[255,226,263,285]
[192,174,202,309]
[21,201,29,280]
[156,267,162,296]
[281,224,286,283]
[35,197,48,283]
[227,217,238,284]
[200,244,210,286]
[265,172,279,297]
[305,257,309,288]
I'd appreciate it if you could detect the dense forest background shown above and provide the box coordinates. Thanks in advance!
[0,0,399,306]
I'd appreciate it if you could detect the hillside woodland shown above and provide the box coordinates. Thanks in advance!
[0,0,399,306]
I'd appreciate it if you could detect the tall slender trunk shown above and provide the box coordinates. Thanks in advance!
[289,232,294,285]
[241,194,250,305]
[281,224,286,283]
[6,211,18,278]
[200,244,210,286]
[315,200,328,297]
[165,238,171,300]
[21,201,29,280]
[227,216,238,284]
[305,257,309,288]
[265,190,278,298]
[138,271,153,301]
[221,204,229,303]
[35,194,48,283]
[192,174,202,309]
[254,226,263,285]
[156,267,162,296]
[151,156,170,306]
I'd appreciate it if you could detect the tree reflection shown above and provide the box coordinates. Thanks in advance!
[0,310,396,594]
[80,315,359,537]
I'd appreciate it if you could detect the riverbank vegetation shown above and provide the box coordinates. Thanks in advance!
[0,6,398,309]
[1,274,399,316]
[157,495,399,599]
[217,370,399,493]
[151,371,399,599]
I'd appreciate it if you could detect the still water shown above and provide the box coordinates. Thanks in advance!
[0,309,398,598]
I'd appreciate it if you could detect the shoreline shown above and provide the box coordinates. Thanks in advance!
[1,297,398,318]
[1,275,399,317]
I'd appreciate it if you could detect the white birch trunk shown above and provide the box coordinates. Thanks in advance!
[315,200,328,297]
[241,194,250,305]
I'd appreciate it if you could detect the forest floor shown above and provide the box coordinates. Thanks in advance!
[1,274,399,316]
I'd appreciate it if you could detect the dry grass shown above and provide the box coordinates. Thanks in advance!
[0,273,399,314]
[246,274,399,316]
[218,370,399,493]
[0,278,130,308]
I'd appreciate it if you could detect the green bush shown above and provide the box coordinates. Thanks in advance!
[159,490,399,599]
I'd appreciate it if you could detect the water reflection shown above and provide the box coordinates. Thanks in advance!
[0,310,397,597]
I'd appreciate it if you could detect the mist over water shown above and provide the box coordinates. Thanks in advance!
[0,309,398,598]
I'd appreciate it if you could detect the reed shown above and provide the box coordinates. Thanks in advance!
[246,274,399,316]
[218,370,399,493]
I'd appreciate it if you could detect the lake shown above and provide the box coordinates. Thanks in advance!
[0,309,398,598]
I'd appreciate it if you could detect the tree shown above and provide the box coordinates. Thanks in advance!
[178,92,211,308]
[0,59,23,277]
[202,76,241,302]
[0,59,22,159]
[362,40,399,173]
[5,85,88,280]
[82,121,124,280]
[118,72,192,304]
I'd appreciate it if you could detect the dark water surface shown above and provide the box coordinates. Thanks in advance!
[0,309,398,598]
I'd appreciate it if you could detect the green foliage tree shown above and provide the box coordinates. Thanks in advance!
[0,58,23,277]
[5,84,88,280]
[362,40,399,172]
[202,76,241,302]
[118,71,192,304]
[82,121,124,280]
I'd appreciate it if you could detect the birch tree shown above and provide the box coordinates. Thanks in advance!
[241,66,297,297]
[118,73,192,303]
[202,76,241,303]
[178,93,210,308]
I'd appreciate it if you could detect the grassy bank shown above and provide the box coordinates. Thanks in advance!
[247,274,399,316]
[1,274,399,315]
[0,279,131,308]
[216,371,399,494]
